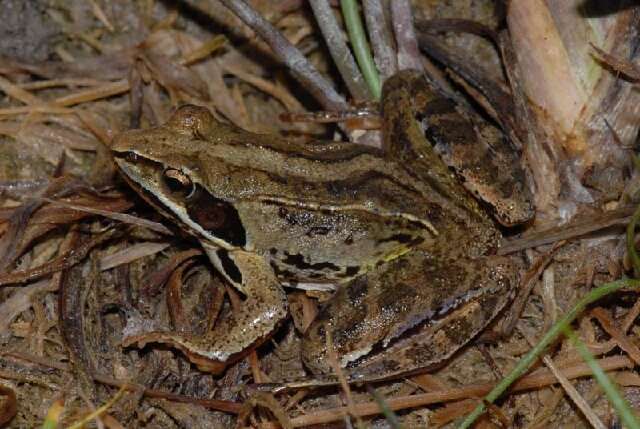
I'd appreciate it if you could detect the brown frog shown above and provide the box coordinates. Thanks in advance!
[111,70,533,381]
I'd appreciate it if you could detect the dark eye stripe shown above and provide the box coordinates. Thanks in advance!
[216,249,242,284]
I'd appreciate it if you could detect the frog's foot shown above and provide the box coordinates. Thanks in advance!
[123,251,288,374]
[301,251,518,382]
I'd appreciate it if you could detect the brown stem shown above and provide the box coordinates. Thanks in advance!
[390,0,422,71]
[309,0,371,101]
[219,0,348,111]
[363,0,398,79]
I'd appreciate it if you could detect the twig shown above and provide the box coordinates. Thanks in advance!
[390,0,422,71]
[287,355,635,427]
[363,0,397,79]
[627,203,640,277]
[499,205,635,254]
[92,374,243,414]
[219,0,347,111]
[309,0,371,101]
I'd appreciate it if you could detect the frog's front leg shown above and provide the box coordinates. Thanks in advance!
[123,248,287,374]
[301,250,517,381]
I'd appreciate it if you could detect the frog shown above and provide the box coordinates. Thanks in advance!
[111,70,533,381]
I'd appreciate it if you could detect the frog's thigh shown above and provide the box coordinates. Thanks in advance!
[125,250,288,374]
[301,252,517,379]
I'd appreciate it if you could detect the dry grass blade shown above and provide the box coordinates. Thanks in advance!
[87,0,114,32]
[541,355,606,429]
[18,78,107,90]
[52,79,130,107]
[141,52,209,100]
[502,241,563,334]
[2,350,70,372]
[0,105,74,116]
[0,193,131,270]
[99,242,170,271]
[180,35,227,66]
[222,63,303,111]
[325,330,362,428]
[0,122,99,151]
[7,345,244,415]
[591,44,640,81]
[0,228,119,286]
[0,75,42,105]
[39,197,172,235]
[429,399,477,426]
[592,307,640,365]
[65,386,127,429]
[622,298,640,332]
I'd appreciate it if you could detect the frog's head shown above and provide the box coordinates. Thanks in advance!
[111,105,248,252]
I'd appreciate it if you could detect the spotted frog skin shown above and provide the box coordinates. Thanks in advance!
[111,71,532,380]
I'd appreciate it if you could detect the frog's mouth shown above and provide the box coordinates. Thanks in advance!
[113,152,247,251]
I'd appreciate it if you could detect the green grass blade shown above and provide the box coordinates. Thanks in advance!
[563,326,640,429]
[341,0,382,99]
[458,278,640,429]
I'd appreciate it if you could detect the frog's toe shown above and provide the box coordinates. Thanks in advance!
[301,322,331,375]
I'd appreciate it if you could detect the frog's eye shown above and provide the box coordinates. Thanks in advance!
[125,152,138,163]
[163,168,195,198]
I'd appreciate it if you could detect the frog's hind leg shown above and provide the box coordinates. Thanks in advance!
[300,250,517,382]
[382,71,533,226]
[122,250,288,374]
